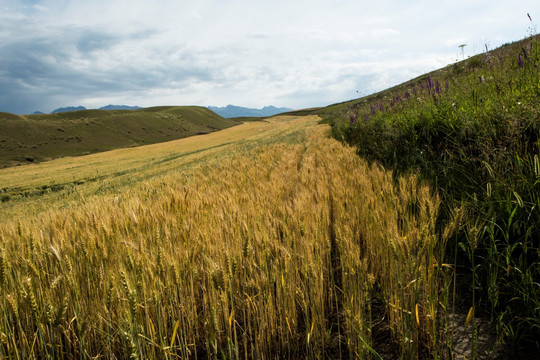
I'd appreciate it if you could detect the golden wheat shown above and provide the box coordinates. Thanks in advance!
[0,116,453,358]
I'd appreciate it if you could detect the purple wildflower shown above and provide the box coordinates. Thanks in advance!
[426,76,434,94]
[363,113,371,123]
[349,113,358,126]
[518,54,524,68]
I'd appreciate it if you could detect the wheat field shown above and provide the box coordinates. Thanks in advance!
[0,116,453,359]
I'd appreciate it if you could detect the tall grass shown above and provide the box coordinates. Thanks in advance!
[0,119,450,358]
[329,34,540,355]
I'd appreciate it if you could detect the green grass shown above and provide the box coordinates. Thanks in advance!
[0,106,242,168]
[325,34,540,356]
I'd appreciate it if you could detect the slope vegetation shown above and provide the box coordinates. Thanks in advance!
[326,34,540,355]
[0,106,240,168]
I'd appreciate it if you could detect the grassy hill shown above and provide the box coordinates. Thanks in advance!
[0,106,240,168]
[324,34,540,355]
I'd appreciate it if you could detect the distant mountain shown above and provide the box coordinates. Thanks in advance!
[52,106,87,113]
[99,105,142,110]
[50,105,141,113]
[208,105,293,118]
[32,111,44,115]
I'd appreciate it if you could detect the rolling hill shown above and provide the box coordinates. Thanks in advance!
[0,106,241,168]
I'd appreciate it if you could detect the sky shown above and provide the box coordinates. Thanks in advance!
[1,0,539,114]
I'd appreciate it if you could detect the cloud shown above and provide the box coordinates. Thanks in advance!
[0,17,224,112]
[1,0,539,114]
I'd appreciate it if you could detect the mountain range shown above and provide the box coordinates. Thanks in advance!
[49,105,142,113]
[207,105,293,118]
[46,105,291,117]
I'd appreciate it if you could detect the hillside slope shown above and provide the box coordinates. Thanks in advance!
[0,106,240,168]
[324,34,540,355]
